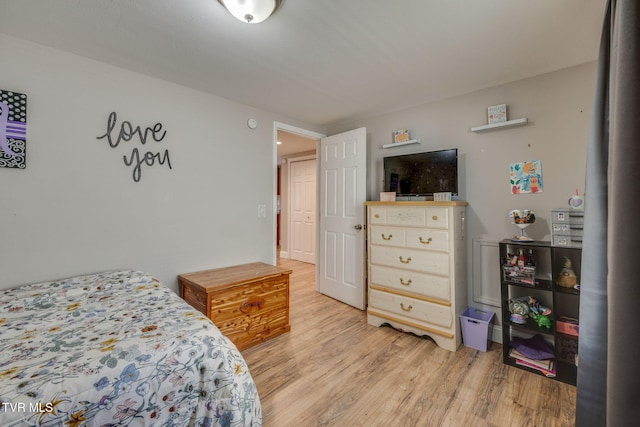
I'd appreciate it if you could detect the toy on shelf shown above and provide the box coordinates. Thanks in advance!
[508,296,530,324]
[528,296,552,329]
[508,296,552,328]
[556,256,578,288]
[530,312,552,329]
[568,188,585,210]
[509,210,536,242]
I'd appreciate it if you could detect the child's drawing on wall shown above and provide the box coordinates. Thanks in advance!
[510,160,543,194]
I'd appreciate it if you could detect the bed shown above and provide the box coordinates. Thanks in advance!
[0,270,262,426]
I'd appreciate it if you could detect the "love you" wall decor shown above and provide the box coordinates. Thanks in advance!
[96,111,172,182]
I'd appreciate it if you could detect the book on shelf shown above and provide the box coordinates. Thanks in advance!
[509,348,556,377]
[515,358,556,378]
[509,348,552,369]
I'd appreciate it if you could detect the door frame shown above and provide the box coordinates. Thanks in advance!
[272,122,325,270]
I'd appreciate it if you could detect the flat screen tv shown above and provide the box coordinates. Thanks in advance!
[383,148,458,197]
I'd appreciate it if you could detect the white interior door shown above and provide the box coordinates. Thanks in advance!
[291,158,316,264]
[318,127,367,310]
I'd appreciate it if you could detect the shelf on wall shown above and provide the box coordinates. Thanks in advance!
[381,139,421,149]
[471,118,528,132]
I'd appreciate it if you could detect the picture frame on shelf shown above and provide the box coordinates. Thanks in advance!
[380,192,396,202]
[393,129,410,144]
[488,104,507,124]
[434,192,452,201]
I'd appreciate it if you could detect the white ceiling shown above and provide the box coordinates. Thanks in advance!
[277,130,317,158]
[0,0,606,128]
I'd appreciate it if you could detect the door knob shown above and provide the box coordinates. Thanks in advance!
[354,224,363,231]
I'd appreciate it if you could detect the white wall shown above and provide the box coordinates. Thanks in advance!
[1,32,597,319]
[0,35,322,292]
[328,62,596,323]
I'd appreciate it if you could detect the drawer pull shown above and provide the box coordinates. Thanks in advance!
[399,278,412,286]
[419,236,433,245]
[432,215,438,221]
[382,233,393,240]
[399,256,412,264]
[240,297,266,314]
[400,303,413,312]
[374,214,380,218]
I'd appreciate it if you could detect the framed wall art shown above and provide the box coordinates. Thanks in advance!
[510,160,543,194]
[0,89,27,169]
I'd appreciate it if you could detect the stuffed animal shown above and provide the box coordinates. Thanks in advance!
[557,257,578,288]
[530,311,552,329]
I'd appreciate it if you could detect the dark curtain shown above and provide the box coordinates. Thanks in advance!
[576,1,640,426]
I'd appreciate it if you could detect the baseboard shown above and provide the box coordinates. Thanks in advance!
[491,325,503,344]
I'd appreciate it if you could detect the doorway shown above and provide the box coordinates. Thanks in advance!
[274,123,324,264]
[290,157,316,263]
[273,123,368,310]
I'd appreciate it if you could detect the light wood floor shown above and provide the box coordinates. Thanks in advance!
[240,258,576,427]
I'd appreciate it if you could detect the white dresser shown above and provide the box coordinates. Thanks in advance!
[365,201,468,351]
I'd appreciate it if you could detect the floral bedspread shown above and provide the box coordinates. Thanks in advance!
[0,270,261,426]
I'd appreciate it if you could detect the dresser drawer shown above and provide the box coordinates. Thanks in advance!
[371,226,449,252]
[369,245,450,276]
[369,265,450,302]
[405,228,449,252]
[426,207,449,229]
[386,207,426,226]
[370,206,449,229]
[551,210,584,224]
[369,207,387,224]
[369,225,406,247]
[552,223,584,237]
[369,288,453,329]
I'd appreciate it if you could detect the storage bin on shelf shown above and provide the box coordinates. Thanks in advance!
[502,264,536,286]
[551,209,584,247]
[556,316,579,336]
[557,335,579,365]
[460,306,495,352]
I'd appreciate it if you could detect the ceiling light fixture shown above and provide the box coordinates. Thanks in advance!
[218,0,281,24]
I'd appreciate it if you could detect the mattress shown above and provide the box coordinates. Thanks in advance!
[0,270,261,426]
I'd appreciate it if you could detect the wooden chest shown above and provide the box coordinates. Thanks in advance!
[178,262,292,351]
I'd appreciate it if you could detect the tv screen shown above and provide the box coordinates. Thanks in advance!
[383,149,458,196]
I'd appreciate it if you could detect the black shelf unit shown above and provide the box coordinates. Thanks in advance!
[499,240,581,385]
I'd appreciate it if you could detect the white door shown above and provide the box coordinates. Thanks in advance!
[291,158,316,264]
[318,127,367,310]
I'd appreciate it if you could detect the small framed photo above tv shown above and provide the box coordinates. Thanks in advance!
[393,129,410,144]
[488,104,507,124]
[383,149,458,197]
